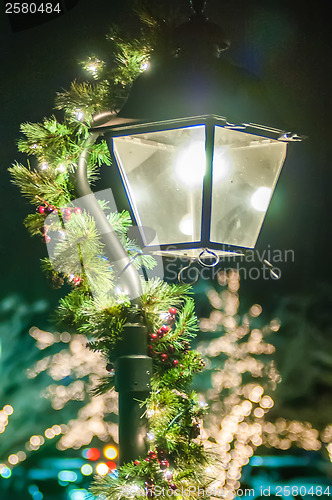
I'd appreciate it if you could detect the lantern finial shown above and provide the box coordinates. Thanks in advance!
[190,0,207,18]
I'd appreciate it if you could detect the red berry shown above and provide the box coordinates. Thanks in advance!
[160,459,169,469]
[157,449,167,459]
[144,458,150,462]
[148,451,157,459]
[73,276,81,285]
[44,235,51,243]
[150,333,158,341]
[38,206,46,214]
[161,325,170,334]
[134,460,140,466]
[64,207,72,214]
[160,353,168,362]
[170,484,177,490]
[74,207,82,214]
[172,359,179,367]
[169,308,177,315]
[157,329,164,337]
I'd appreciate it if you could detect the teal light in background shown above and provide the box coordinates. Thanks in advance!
[0,466,12,478]
[28,485,44,500]
[32,492,43,500]
[69,489,89,500]
[58,470,78,482]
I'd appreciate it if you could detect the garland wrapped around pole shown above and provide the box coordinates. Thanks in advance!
[9,6,226,500]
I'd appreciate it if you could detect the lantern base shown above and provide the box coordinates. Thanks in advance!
[152,247,244,261]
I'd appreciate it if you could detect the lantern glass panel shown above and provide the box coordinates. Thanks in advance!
[113,125,206,246]
[210,126,287,248]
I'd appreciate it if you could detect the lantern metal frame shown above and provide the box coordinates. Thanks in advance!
[94,113,300,260]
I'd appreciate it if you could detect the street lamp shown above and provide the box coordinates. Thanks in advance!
[100,116,292,262]
[75,0,301,465]
[90,1,301,264]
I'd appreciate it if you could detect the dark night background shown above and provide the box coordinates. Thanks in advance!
[1,0,331,311]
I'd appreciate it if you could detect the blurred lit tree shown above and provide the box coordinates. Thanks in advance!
[0,295,118,474]
[195,269,332,482]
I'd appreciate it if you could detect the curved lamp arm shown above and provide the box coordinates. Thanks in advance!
[74,114,143,305]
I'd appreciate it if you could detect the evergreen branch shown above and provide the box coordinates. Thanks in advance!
[9,162,71,207]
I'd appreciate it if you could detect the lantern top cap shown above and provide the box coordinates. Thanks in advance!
[91,113,303,143]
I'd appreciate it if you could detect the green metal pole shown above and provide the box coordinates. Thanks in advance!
[115,323,153,464]
[75,120,152,465]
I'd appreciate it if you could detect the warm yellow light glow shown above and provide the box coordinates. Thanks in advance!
[96,463,109,475]
[3,405,13,415]
[30,436,41,446]
[254,408,264,418]
[52,425,61,435]
[104,445,118,460]
[87,64,97,73]
[251,187,272,212]
[249,305,262,317]
[260,396,274,409]
[175,142,206,186]
[179,214,194,236]
[249,386,264,403]
[81,464,93,476]
[17,451,26,461]
[45,428,56,439]
[213,148,232,182]
[8,455,19,465]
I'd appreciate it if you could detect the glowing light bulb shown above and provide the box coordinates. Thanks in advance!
[213,148,232,182]
[140,61,150,71]
[40,163,48,171]
[45,428,55,439]
[104,445,118,460]
[96,463,109,475]
[254,408,264,418]
[3,405,13,415]
[175,142,206,186]
[179,214,193,236]
[75,111,84,121]
[251,187,272,212]
[81,464,93,476]
[30,435,41,446]
[58,164,66,173]
[8,454,19,465]
[52,425,61,435]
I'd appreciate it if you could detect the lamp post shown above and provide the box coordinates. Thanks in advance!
[75,0,300,465]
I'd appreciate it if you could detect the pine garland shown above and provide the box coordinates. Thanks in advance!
[9,6,224,499]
